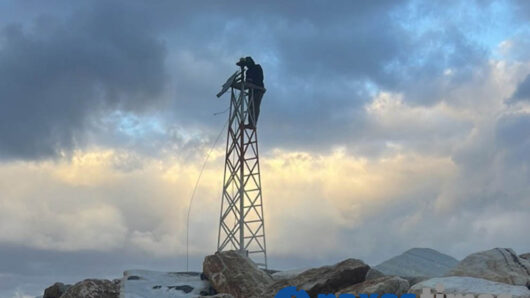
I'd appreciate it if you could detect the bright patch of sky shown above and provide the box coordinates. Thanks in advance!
[393,0,519,58]
[104,111,165,138]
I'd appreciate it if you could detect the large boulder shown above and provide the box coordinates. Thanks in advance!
[267,258,370,297]
[271,268,308,281]
[365,268,385,281]
[410,276,530,298]
[402,276,429,287]
[61,279,119,298]
[375,248,458,279]
[203,250,273,298]
[447,248,530,287]
[43,282,70,298]
[336,276,409,296]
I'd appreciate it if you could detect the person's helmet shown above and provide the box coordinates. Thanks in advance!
[245,56,255,66]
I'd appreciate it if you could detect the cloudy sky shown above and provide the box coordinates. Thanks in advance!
[1,0,530,296]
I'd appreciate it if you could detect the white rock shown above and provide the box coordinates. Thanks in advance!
[410,276,530,298]
[375,248,459,278]
[448,248,530,287]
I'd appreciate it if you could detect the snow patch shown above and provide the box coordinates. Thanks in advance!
[410,276,530,298]
[120,270,209,298]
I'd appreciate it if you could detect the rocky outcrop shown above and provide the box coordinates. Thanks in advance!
[43,282,71,298]
[267,258,370,297]
[203,250,273,298]
[402,276,429,287]
[271,268,308,281]
[521,253,530,261]
[61,279,120,298]
[43,247,530,297]
[365,268,385,281]
[375,248,458,279]
[410,276,530,298]
[447,248,530,287]
[336,276,409,296]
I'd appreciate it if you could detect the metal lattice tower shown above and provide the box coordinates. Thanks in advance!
[216,68,267,268]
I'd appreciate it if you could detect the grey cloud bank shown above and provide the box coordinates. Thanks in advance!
[511,74,530,101]
[0,0,500,158]
[0,1,167,159]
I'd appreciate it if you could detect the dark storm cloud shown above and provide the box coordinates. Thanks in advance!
[147,0,490,155]
[0,1,167,159]
[260,1,488,94]
[237,1,409,87]
[0,0,496,159]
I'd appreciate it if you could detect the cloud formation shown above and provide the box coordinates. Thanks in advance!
[0,1,167,159]
[0,0,498,159]
[511,74,530,101]
[1,0,530,297]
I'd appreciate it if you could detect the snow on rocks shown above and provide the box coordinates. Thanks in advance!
[409,276,530,298]
[120,270,210,298]
[61,279,119,298]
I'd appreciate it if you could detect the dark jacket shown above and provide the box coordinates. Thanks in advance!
[246,64,264,87]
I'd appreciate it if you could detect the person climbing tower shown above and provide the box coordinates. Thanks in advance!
[237,56,264,129]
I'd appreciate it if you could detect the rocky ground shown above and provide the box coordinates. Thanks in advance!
[41,247,530,298]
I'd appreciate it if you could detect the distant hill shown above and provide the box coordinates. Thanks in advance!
[375,248,459,278]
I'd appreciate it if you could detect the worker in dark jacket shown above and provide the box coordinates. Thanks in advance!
[238,56,264,129]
